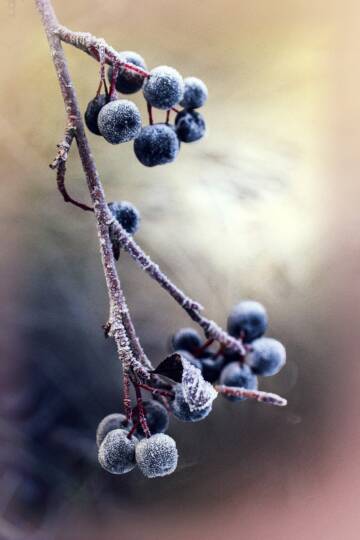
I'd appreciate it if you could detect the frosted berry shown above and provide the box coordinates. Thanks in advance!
[135,433,178,478]
[134,400,169,437]
[134,124,179,167]
[170,384,212,422]
[172,328,202,354]
[180,77,208,109]
[84,94,108,135]
[175,110,206,143]
[96,413,131,448]
[108,51,147,94]
[246,337,286,376]
[143,66,184,110]
[227,300,268,343]
[98,429,138,474]
[97,99,142,144]
[219,362,258,401]
[108,201,140,235]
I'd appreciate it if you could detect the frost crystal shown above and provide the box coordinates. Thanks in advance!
[181,358,218,412]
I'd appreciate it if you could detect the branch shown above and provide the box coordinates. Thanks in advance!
[215,385,287,407]
[35,0,151,379]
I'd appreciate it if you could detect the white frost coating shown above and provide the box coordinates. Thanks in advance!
[135,433,178,478]
[181,358,218,412]
[97,99,142,144]
[143,66,184,110]
[98,429,138,475]
[96,413,130,448]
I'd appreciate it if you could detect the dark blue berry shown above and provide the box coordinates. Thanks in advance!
[108,201,140,235]
[134,124,180,167]
[134,400,169,437]
[170,384,212,422]
[219,362,258,401]
[227,300,268,343]
[246,337,286,376]
[172,328,203,353]
[97,99,142,144]
[180,77,208,109]
[98,429,138,474]
[175,110,206,143]
[108,51,147,94]
[84,94,108,135]
[135,433,178,478]
[201,355,224,383]
[143,66,184,110]
[96,413,131,448]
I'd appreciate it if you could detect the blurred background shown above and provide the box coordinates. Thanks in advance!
[0,0,359,538]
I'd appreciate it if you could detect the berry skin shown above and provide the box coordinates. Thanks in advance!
[108,51,147,94]
[96,413,131,448]
[201,355,224,383]
[98,429,138,475]
[246,337,286,376]
[180,77,208,109]
[134,400,169,437]
[108,201,140,235]
[143,66,184,110]
[134,124,180,167]
[227,300,268,343]
[176,350,202,371]
[170,384,212,422]
[84,94,108,135]
[172,328,203,354]
[175,110,206,143]
[135,433,178,478]
[219,362,258,401]
[97,99,142,144]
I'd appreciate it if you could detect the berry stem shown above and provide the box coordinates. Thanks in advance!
[109,62,119,99]
[215,385,287,407]
[196,338,214,356]
[165,110,170,124]
[147,102,154,125]
[137,382,174,399]
[134,383,151,438]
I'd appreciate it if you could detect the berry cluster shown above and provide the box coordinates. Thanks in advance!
[171,300,286,400]
[96,300,285,479]
[84,51,208,167]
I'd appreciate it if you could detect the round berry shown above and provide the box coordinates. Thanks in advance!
[108,51,147,94]
[98,429,138,474]
[134,400,169,437]
[176,350,202,371]
[135,433,178,478]
[96,413,131,448]
[227,300,268,343]
[201,355,224,383]
[246,337,286,376]
[175,110,206,143]
[84,94,108,135]
[219,362,258,401]
[180,77,208,109]
[97,99,142,144]
[143,66,184,110]
[108,201,140,235]
[170,384,212,422]
[172,328,202,353]
[134,124,179,167]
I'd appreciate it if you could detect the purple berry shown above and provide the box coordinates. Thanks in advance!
[84,94,108,135]
[227,300,268,343]
[246,337,286,376]
[175,109,206,143]
[219,362,258,401]
[134,124,179,167]
[180,77,208,109]
[108,51,147,94]
[135,433,178,478]
[98,429,138,474]
[96,413,131,448]
[143,66,184,110]
[97,99,142,144]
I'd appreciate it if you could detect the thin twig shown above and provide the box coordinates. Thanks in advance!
[215,385,287,407]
